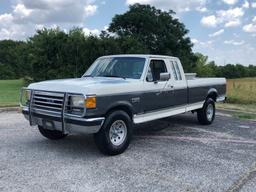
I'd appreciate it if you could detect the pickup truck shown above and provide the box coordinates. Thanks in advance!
[20,54,226,155]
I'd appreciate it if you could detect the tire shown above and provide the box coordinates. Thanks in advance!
[197,98,215,125]
[94,110,132,155]
[38,125,68,140]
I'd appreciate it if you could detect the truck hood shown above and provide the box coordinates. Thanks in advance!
[28,77,138,95]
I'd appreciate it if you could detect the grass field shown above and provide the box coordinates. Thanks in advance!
[226,77,256,104]
[0,79,23,107]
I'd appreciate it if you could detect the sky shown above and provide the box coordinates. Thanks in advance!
[0,0,256,66]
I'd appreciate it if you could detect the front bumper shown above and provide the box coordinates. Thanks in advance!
[22,107,105,134]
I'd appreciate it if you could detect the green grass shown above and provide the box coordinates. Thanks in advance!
[234,113,256,120]
[0,79,23,107]
[217,103,256,114]
[217,103,256,120]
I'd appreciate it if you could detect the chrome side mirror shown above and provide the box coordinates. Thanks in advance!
[160,72,170,81]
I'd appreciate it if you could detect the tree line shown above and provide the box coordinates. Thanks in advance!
[194,53,256,78]
[0,4,255,81]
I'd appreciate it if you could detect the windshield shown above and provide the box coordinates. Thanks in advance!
[83,57,146,79]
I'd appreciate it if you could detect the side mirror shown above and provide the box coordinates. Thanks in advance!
[160,72,170,81]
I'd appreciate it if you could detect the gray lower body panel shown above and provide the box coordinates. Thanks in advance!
[22,107,105,134]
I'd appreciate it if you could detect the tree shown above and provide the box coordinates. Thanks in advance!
[0,40,28,79]
[109,3,196,71]
[194,53,216,77]
[27,27,70,81]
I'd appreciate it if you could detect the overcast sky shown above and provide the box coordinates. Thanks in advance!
[0,0,256,65]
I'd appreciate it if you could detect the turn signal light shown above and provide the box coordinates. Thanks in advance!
[85,96,96,108]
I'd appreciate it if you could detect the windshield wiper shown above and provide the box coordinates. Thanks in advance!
[102,75,126,79]
[83,75,94,78]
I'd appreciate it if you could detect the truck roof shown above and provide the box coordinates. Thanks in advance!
[99,54,178,60]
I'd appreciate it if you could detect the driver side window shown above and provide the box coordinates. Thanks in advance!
[146,60,167,82]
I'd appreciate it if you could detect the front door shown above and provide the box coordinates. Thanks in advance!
[142,59,174,113]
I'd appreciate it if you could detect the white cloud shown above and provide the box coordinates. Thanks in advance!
[201,15,217,27]
[191,38,199,44]
[196,7,208,12]
[0,0,99,40]
[224,40,245,45]
[13,4,33,17]
[243,16,256,33]
[193,42,256,65]
[218,7,244,18]
[253,16,256,23]
[35,24,44,30]
[242,1,249,8]
[84,5,98,17]
[82,27,100,36]
[192,39,214,48]
[252,2,256,8]
[243,24,256,32]
[0,13,13,25]
[0,28,12,40]
[10,0,97,24]
[222,0,238,5]
[209,29,224,37]
[201,7,244,28]
[126,0,206,13]
[0,25,27,40]
[225,20,240,27]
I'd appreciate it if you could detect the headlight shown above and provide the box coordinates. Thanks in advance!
[25,89,31,101]
[70,95,85,107]
[20,89,31,106]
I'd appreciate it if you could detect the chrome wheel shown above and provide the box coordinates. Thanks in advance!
[206,104,214,121]
[109,120,127,146]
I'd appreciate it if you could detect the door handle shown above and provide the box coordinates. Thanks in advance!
[167,85,174,90]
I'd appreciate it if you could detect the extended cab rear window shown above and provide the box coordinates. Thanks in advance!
[170,61,182,81]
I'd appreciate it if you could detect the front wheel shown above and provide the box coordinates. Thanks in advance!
[38,125,68,140]
[197,98,215,125]
[94,110,132,155]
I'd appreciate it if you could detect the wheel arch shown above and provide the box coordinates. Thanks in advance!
[206,88,218,102]
[105,101,134,120]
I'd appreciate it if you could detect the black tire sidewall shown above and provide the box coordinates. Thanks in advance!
[197,98,215,125]
[94,110,132,155]
[206,99,215,123]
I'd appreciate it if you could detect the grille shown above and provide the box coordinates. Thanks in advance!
[32,91,64,114]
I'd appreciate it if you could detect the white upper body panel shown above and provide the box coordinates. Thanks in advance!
[187,78,226,88]
[28,54,226,96]
[28,77,145,96]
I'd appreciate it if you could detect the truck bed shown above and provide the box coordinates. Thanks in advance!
[186,77,226,104]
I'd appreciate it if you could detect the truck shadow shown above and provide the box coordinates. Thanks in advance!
[134,113,199,135]
[30,113,208,157]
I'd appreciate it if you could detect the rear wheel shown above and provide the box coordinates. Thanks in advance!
[94,110,132,155]
[197,98,215,125]
[38,125,68,140]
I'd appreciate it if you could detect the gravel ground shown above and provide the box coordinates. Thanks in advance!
[0,111,255,192]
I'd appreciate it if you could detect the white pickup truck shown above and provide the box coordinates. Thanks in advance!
[20,54,226,155]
